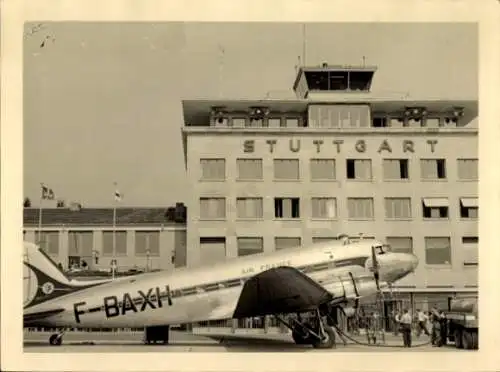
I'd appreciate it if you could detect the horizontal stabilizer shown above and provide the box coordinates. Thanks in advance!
[24,308,65,324]
[232,266,333,319]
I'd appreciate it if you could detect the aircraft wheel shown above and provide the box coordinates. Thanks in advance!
[454,330,463,349]
[292,330,311,345]
[49,334,62,346]
[312,326,336,349]
[462,330,473,350]
[471,331,478,349]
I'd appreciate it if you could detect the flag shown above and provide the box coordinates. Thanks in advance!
[40,183,48,199]
[114,183,122,202]
[40,184,55,200]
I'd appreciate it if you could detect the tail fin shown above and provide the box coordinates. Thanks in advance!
[23,241,108,309]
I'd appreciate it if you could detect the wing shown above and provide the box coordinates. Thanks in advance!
[232,266,333,319]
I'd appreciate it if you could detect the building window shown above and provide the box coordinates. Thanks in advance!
[312,237,337,244]
[457,159,478,180]
[386,237,413,254]
[102,231,127,256]
[310,159,336,180]
[462,236,478,266]
[268,118,281,128]
[236,197,263,219]
[383,159,409,180]
[274,197,300,218]
[274,159,299,180]
[275,237,301,250]
[384,198,412,219]
[347,198,374,220]
[200,237,226,264]
[285,118,299,128]
[422,198,449,219]
[372,117,387,128]
[420,159,446,180]
[231,118,246,127]
[200,159,226,181]
[68,231,93,257]
[135,231,160,257]
[237,237,264,257]
[460,197,478,219]
[237,159,263,180]
[425,237,451,265]
[199,197,226,220]
[37,231,60,255]
[346,159,372,180]
[311,197,337,219]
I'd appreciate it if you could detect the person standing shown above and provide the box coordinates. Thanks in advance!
[400,309,413,347]
[438,310,448,347]
[393,310,401,336]
[416,309,430,337]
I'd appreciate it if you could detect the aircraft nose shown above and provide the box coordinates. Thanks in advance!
[409,254,419,271]
[379,252,419,283]
[401,253,419,273]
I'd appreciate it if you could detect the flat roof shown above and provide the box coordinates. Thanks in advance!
[23,208,186,227]
[292,65,379,91]
[181,99,478,126]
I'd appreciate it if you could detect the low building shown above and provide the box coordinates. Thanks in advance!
[23,207,187,272]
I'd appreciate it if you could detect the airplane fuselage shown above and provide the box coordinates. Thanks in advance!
[24,240,382,329]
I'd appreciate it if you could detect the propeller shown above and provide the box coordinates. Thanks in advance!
[370,245,387,318]
[370,245,381,291]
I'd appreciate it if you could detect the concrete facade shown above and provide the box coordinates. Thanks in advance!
[181,64,478,301]
[183,129,478,292]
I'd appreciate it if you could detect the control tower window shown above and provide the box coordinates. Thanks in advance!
[349,71,374,91]
[305,71,329,90]
[329,72,348,90]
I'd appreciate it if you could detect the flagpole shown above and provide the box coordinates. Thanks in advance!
[112,182,118,280]
[112,198,116,281]
[38,198,43,245]
[38,183,46,245]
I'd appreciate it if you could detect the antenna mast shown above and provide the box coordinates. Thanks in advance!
[302,24,307,67]
[218,44,224,99]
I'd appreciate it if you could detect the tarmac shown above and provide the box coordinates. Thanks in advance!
[23,330,470,353]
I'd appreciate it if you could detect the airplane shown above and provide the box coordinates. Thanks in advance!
[23,235,419,349]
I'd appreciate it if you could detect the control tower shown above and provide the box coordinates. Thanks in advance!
[292,62,377,100]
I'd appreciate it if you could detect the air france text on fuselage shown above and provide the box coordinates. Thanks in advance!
[241,260,292,275]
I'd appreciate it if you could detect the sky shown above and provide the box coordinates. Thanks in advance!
[23,22,478,207]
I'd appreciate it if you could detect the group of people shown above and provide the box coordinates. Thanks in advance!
[393,307,448,347]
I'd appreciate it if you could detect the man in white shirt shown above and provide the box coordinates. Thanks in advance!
[416,309,430,337]
[400,309,413,347]
[393,311,401,336]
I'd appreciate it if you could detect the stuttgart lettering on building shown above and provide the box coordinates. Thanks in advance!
[242,138,439,154]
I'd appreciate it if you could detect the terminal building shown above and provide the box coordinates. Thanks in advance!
[23,63,478,311]
[181,63,478,309]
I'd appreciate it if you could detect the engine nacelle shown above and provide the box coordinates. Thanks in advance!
[342,306,356,318]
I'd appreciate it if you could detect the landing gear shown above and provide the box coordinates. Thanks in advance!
[276,308,337,349]
[49,330,64,346]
